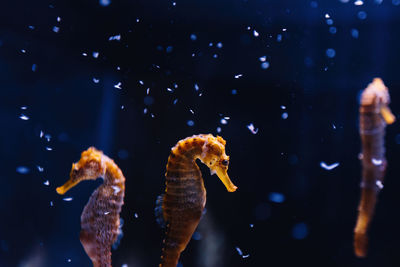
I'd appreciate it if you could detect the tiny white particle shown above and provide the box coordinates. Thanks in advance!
[234,74,243,79]
[108,35,121,41]
[112,185,121,195]
[320,161,340,170]
[220,118,228,125]
[194,83,200,91]
[21,49,26,53]
[250,224,254,228]
[376,180,384,189]
[40,130,44,138]
[189,109,194,114]
[57,16,61,22]
[50,201,54,207]
[282,28,287,31]
[247,123,259,134]
[216,127,222,133]
[325,13,330,18]
[67,258,71,263]
[93,78,100,83]
[236,247,243,256]
[259,56,267,62]
[354,0,364,5]
[104,211,110,215]
[19,114,29,120]
[143,108,148,114]
[281,105,286,110]
[253,30,259,37]
[216,42,223,48]
[139,80,144,85]
[43,180,50,186]
[122,264,128,267]
[134,213,138,218]
[45,147,53,151]
[37,166,44,172]
[372,158,383,165]
[167,88,173,92]
[173,99,178,105]
[82,52,88,56]
[92,51,99,58]
[52,26,60,33]
[63,197,73,201]
[146,88,150,94]
[114,82,122,89]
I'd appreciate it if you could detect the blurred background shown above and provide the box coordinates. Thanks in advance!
[1,0,400,266]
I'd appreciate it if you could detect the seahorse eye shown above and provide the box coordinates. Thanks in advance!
[221,159,229,166]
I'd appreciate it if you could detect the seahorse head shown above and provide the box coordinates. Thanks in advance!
[361,78,395,124]
[199,135,237,192]
[56,147,106,195]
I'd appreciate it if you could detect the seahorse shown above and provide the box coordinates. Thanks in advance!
[157,134,237,267]
[354,78,395,257]
[56,147,125,267]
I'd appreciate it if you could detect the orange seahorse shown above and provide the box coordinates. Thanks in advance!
[354,78,395,257]
[157,134,237,267]
[56,147,125,267]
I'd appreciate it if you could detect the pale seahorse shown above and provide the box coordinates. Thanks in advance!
[354,78,395,257]
[157,134,237,267]
[56,147,125,267]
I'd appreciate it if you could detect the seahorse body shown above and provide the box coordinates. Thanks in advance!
[354,78,395,257]
[160,134,237,267]
[56,147,125,267]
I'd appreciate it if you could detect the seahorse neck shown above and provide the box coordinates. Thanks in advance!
[103,159,125,187]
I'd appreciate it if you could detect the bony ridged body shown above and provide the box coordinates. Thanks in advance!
[56,147,125,267]
[354,78,394,258]
[160,134,237,267]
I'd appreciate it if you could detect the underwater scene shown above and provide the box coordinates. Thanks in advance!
[2,0,400,266]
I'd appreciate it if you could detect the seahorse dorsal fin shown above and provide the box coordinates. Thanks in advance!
[155,194,167,229]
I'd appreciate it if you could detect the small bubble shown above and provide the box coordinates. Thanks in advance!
[310,1,318,8]
[31,64,37,72]
[216,127,222,133]
[192,232,202,240]
[281,112,288,119]
[16,166,30,174]
[268,192,285,203]
[190,34,197,41]
[99,0,111,6]
[92,51,99,58]
[231,89,237,95]
[292,222,308,239]
[261,62,270,69]
[93,78,100,84]
[216,42,223,48]
[134,213,139,218]
[351,29,359,38]
[329,27,337,34]
[326,19,333,25]
[52,26,60,33]
[357,11,367,20]
[166,46,173,53]
[253,30,259,37]
[325,48,336,58]
[277,34,282,42]
[187,120,195,126]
